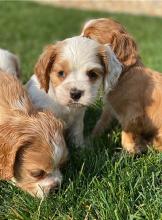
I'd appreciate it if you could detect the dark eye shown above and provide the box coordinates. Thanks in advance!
[87,71,98,80]
[30,170,46,179]
[57,71,65,78]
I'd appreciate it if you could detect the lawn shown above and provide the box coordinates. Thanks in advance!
[0,2,162,220]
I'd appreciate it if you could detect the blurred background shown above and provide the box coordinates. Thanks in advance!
[36,0,162,17]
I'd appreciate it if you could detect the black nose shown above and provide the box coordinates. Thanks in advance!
[70,88,84,101]
[49,181,60,194]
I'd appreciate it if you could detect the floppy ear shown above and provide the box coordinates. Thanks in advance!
[99,45,122,93]
[110,31,138,67]
[35,45,57,93]
[0,122,29,180]
[0,141,18,180]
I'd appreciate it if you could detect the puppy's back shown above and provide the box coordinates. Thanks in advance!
[0,71,33,116]
[0,49,20,77]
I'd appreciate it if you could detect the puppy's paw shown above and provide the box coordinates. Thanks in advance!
[72,136,85,148]
[123,143,142,154]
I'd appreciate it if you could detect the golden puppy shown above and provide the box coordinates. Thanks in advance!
[0,71,68,198]
[81,18,162,154]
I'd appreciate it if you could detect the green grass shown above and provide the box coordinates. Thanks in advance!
[0,2,162,220]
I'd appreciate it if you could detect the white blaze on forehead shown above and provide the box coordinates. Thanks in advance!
[62,36,102,71]
[52,141,63,165]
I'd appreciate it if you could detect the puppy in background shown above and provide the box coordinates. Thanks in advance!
[0,71,68,198]
[0,48,21,77]
[27,36,122,147]
[82,18,162,154]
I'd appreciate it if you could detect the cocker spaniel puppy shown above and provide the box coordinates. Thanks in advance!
[0,71,68,198]
[27,36,122,147]
[81,18,162,154]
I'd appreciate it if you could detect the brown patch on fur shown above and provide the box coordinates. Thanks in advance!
[35,42,65,92]
[50,59,70,87]
[82,18,139,69]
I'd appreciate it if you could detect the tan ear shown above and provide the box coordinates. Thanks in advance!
[0,142,17,180]
[35,45,57,92]
[0,122,28,180]
[99,45,122,92]
[110,31,138,67]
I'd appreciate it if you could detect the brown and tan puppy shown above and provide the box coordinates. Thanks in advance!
[81,18,162,154]
[0,71,68,198]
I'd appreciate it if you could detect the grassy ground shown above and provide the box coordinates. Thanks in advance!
[0,2,162,220]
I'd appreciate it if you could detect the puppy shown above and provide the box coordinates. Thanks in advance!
[0,71,68,198]
[0,48,21,77]
[81,18,162,154]
[26,36,122,147]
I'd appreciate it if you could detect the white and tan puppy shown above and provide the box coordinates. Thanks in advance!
[0,71,68,198]
[27,36,122,147]
[0,48,20,77]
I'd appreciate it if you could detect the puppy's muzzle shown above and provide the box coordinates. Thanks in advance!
[70,88,84,101]
[49,180,61,194]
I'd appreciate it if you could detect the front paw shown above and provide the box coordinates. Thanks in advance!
[122,143,142,154]
[71,136,85,148]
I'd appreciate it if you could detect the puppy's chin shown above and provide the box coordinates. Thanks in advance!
[68,102,86,108]
[57,97,92,108]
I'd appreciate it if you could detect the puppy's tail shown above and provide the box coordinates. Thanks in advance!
[0,48,21,78]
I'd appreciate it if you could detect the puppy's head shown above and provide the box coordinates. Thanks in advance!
[0,49,21,77]
[35,36,111,107]
[81,18,138,68]
[0,111,68,198]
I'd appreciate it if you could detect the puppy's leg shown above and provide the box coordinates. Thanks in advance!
[152,132,162,151]
[92,104,113,137]
[70,110,85,147]
[121,131,143,154]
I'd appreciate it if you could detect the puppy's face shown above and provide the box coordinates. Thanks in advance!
[14,137,67,198]
[0,112,68,198]
[35,36,107,107]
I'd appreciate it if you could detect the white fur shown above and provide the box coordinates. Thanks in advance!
[104,45,123,92]
[0,48,20,77]
[53,142,64,165]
